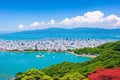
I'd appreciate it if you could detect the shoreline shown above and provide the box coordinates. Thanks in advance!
[66,51,97,58]
[0,50,97,58]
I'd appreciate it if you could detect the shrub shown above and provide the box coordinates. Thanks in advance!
[88,67,120,80]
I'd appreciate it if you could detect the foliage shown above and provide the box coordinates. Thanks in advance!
[15,68,53,80]
[42,41,120,78]
[74,47,102,55]
[88,67,120,80]
[61,72,87,80]
[42,62,81,78]
[74,41,120,55]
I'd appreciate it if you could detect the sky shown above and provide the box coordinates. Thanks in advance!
[0,0,120,31]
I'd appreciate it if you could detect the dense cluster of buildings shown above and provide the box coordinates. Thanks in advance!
[0,39,114,51]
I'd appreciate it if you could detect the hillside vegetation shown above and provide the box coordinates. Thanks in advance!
[15,41,120,80]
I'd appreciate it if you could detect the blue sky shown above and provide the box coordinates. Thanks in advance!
[0,0,120,31]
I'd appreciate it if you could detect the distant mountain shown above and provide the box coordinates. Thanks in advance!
[1,28,120,40]
[12,28,120,34]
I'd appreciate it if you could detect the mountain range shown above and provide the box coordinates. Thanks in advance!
[12,28,120,34]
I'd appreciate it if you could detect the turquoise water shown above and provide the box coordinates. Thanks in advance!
[0,51,91,79]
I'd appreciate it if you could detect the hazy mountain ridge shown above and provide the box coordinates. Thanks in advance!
[0,28,120,40]
[12,28,120,34]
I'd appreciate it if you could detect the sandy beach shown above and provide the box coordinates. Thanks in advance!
[67,51,98,58]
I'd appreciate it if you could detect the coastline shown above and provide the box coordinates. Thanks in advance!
[67,51,97,58]
[0,49,97,58]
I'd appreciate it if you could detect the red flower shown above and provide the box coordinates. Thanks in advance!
[88,67,120,80]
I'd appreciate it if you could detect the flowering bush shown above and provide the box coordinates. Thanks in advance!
[88,67,120,80]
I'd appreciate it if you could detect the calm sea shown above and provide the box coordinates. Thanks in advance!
[0,51,91,79]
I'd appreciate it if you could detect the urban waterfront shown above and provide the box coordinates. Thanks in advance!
[0,39,114,51]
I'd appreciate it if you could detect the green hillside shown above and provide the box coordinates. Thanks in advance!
[15,41,120,80]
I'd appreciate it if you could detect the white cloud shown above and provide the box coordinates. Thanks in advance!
[60,11,104,27]
[19,11,120,30]
[60,18,73,27]
[29,20,56,29]
[103,14,118,21]
[29,21,47,29]
[18,24,24,29]
[30,22,40,27]
[84,11,104,23]
[48,19,55,25]
[115,19,120,27]
[60,11,120,29]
